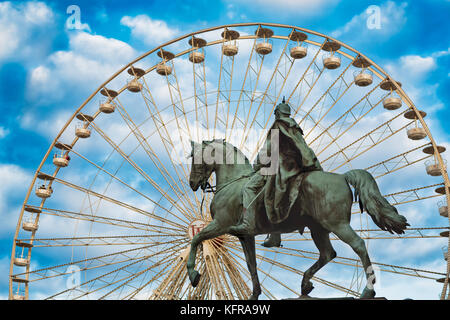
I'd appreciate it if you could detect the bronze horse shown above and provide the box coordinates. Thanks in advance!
[187,140,408,299]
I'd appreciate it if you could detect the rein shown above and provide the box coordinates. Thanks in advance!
[199,173,252,218]
[203,173,252,195]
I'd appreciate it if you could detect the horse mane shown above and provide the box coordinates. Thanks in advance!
[228,141,252,165]
[203,139,251,165]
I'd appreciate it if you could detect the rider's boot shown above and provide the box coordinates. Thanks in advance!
[229,208,256,235]
[262,233,282,247]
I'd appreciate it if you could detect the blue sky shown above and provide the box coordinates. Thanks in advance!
[0,0,449,300]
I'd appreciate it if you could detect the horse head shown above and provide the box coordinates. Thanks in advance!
[188,140,222,191]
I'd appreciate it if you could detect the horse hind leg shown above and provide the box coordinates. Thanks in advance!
[301,227,336,296]
[329,223,376,299]
[238,236,261,300]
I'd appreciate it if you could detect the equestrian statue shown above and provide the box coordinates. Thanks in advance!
[186,99,409,300]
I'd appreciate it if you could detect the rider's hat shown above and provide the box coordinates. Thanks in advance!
[274,96,291,116]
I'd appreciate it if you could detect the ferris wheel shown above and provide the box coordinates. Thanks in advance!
[9,23,450,300]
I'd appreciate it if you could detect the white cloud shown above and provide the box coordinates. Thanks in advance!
[386,48,450,82]
[0,1,55,62]
[0,164,33,235]
[384,48,449,114]
[121,15,179,46]
[27,31,137,105]
[69,32,136,63]
[331,1,408,40]
[392,55,437,79]
[23,2,54,24]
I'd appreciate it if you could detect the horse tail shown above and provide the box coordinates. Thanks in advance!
[344,169,409,234]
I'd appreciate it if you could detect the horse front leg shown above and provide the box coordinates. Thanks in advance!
[187,220,225,287]
[238,236,261,300]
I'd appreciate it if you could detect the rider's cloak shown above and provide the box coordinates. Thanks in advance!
[254,116,322,224]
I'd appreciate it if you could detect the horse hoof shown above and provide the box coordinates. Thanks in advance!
[301,281,314,296]
[190,271,201,287]
[360,287,376,299]
[248,294,259,300]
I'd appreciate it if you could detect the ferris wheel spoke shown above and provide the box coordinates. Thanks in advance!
[279,226,448,241]
[228,241,358,297]
[87,121,193,223]
[67,147,196,224]
[33,205,181,234]
[129,251,186,300]
[163,59,193,142]
[381,183,444,208]
[149,247,190,299]
[310,94,388,161]
[214,36,235,139]
[203,242,240,299]
[228,247,300,298]
[97,254,177,300]
[159,60,208,217]
[51,175,187,229]
[82,253,176,300]
[216,243,278,299]
[364,143,432,179]
[302,77,353,142]
[44,240,183,284]
[204,240,250,298]
[323,110,412,172]
[309,83,385,150]
[140,91,203,218]
[211,252,236,299]
[44,250,158,299]
[288,39,326,118]
[190,42,209,141]
[19,233,186,248]
[239,32,294,149]
[14,244,157,283]
[55,241,182,300]
[212,245,253,299]
[258,245,446,280]
[86,124,190,219]
[158,261,189,300]
[309,102,386,167]
[139,80,202,210]
[112,97,198,220]
[187,262,210,299]
[299,57,355,130]
[226,36,258,141]
[254,251,360,297]
[214,42,226,139]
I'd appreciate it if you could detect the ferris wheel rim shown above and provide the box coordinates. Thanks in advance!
[9,22,450,300]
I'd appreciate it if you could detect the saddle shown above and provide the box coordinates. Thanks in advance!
[253,170,311,230]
